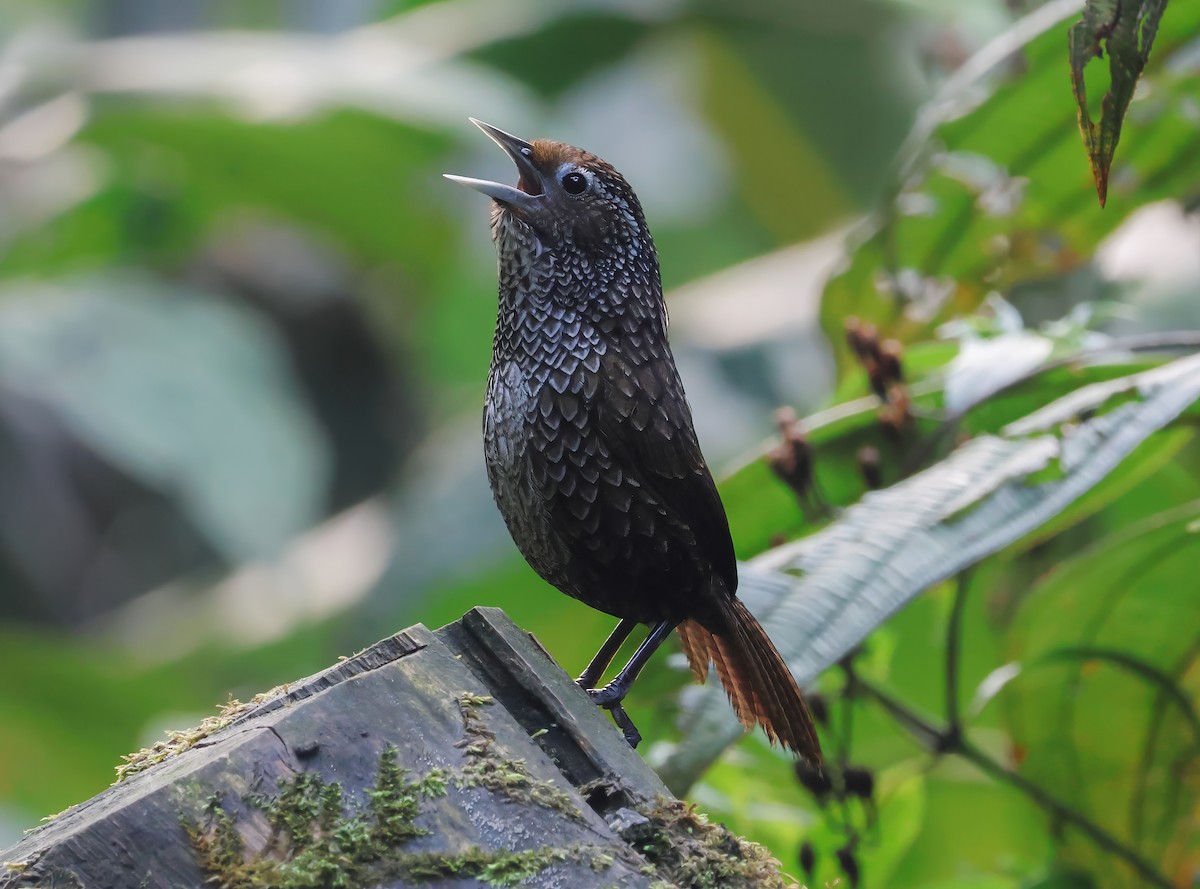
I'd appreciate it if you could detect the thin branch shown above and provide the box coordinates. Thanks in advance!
[725,331,1200,481]
[840,665,938,755]
[852,677,1173,889]
[944,572,970,733]
[838,672,856,770]
[953,739,1173,889]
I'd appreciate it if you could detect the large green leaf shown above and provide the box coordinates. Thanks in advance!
[0,108,498,398]
[819,0,1200,375]
[657,352,1200,790]
[1001,502,1200,880]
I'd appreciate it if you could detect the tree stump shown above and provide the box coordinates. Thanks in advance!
[1,608,799,888]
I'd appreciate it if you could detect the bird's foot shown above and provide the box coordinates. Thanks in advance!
[608,704,642,748]
[587,683,623,707]
[575,671,600,691]
[588,684,641,748]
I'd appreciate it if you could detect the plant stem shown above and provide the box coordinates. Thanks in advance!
[944,572,970,732]
[851,677,1173,889]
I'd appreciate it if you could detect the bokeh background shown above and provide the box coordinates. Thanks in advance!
[1,1,1198,886]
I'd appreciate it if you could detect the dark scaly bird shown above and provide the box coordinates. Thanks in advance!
[446,119,821,763]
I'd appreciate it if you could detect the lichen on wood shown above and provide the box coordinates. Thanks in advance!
[115,685,290,782]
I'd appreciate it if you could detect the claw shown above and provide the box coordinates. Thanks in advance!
[587,686,641,748]
[588,683,624,708]
[609,703,642,748]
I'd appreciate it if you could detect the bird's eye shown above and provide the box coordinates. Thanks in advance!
[561,170,589,195]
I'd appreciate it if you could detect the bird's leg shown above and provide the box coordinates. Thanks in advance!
[577,618,638,690]
[589,620,679,748]
[589,620,679,706]
[607,703,643,749]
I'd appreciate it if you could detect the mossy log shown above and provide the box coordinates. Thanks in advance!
[1,608,799,889]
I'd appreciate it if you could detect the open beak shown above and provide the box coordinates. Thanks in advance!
[444,118,544,209]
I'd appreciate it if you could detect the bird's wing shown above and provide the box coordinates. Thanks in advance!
[593,345,739,595]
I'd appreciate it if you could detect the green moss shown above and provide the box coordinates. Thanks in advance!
[365,750,428,846]
[622,800,801,889]
[401,846,575,887]
[177,690,797,889]
[452,692,582,820]
[200,793,247,875]
[185,705,608,889]
[187,744,453,888]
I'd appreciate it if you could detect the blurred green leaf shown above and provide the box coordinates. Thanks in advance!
[1022,869,1098,889]
[5,108,452,273]
[695,1,917,212]
[0,108,499,398]
[885,754,1054,886]
[1068,0,1168,207]
[468,11,653,99]
[860,766,926,887]
[819,0,1200,376]
[0,275,327,561]
[696,32,856,242]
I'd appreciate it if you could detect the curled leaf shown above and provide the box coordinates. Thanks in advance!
[1068,0,1169,206]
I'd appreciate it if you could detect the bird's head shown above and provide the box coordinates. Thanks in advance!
[445,119,654,268]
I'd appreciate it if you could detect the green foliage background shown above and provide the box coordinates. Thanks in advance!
[0,1,1197,887]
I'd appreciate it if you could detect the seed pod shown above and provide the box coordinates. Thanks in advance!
[836,845,861,888]
[843,766,875,801]
[806,691,829,727]
[794,759,833,803]
[878,338,904,385]
[856,446,883,490]
[767,407,816,505]
[877,383,912,438]
[798,841,816,878]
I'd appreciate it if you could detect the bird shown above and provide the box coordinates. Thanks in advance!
[445,119,821,764]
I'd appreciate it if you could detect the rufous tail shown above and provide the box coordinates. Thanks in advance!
[677,597,822,765]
